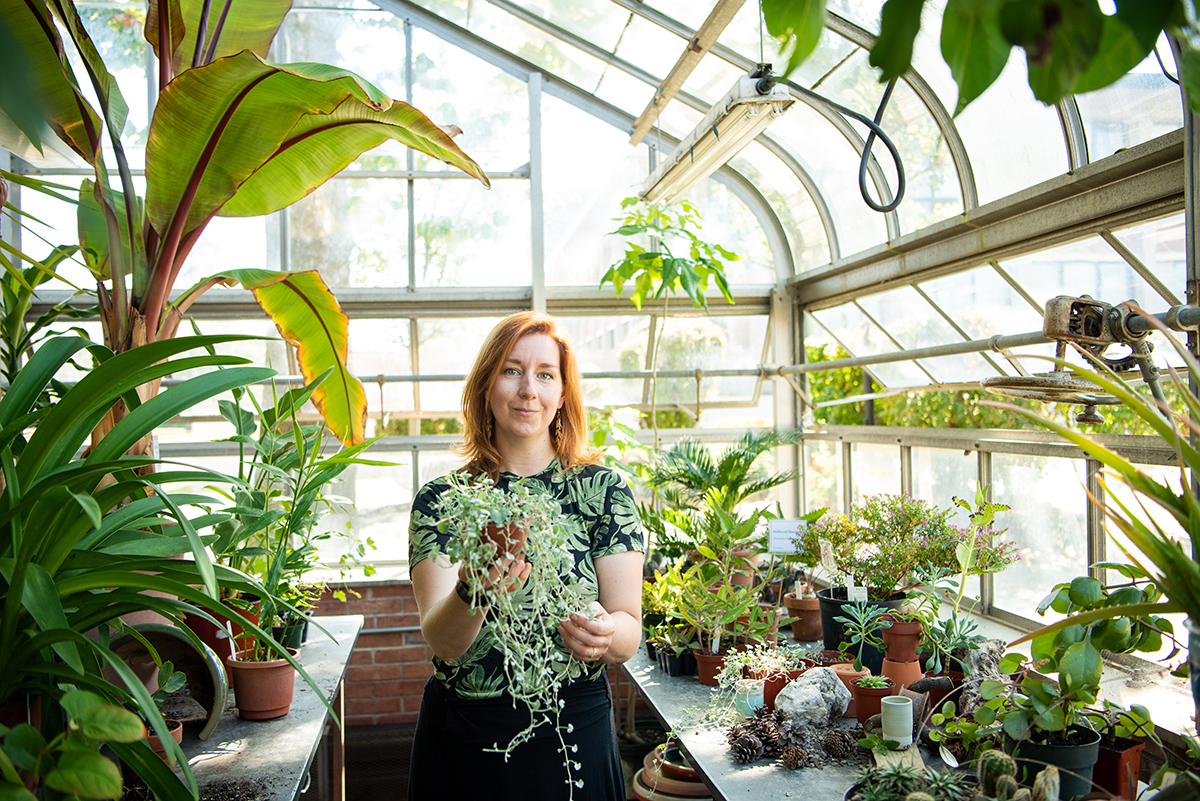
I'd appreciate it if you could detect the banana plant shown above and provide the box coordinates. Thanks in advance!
[0,333,331,801]
[0,0,490,448]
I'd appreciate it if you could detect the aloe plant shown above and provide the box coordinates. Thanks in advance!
[0,0,489,447]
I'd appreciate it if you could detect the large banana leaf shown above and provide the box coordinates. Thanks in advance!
[143,51,487,254]
[218,268,365,446]
[0,0,100,163]
[146,0,291,76]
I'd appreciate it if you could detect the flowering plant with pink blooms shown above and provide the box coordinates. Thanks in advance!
[803,492,1018,600]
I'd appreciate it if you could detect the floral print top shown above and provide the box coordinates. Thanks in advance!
[408,461,645,699]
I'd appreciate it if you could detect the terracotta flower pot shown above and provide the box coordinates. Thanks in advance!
[482,522,528,559]
[880,657,923,690]
[228,648,299,720]
[923,668,965,711]
[184,599,260,688]
[755,668,804,712]
[783,591,822,642]
[851,677,895,725]
[147,718,184,767]
[728,548,761,587]
[880,616,923,663]
[692,649,726,686]
[831,662,869,718]
[1094,737,1146,801]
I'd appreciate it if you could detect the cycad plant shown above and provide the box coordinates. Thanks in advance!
[645,429,802,513]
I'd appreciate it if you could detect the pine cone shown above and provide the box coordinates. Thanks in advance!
[744,713,782,758]
[730,732,764,764]
[725,723,746,747]
[823,729,858,758]
[780,745,807,770]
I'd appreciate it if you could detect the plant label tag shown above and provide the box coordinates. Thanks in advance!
[710,633,721,655]
[818,537,837,575]
[768,519,805,553]
[849,582,868,603]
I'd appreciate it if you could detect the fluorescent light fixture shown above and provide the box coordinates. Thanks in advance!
[639,73,794,205]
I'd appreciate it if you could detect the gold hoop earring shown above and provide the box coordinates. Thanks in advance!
[555,414,563,441]
[486,415,493,440]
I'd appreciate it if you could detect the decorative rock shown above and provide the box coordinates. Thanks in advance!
[776,667,850,728]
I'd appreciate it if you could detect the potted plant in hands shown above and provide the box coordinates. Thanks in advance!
[431,471,595,796]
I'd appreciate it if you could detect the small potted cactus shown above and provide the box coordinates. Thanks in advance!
[845,749,1061,801]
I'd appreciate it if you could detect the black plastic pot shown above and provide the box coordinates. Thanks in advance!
[817,587,905,675]
[656,649,695,677]
[1003,726,1101,801]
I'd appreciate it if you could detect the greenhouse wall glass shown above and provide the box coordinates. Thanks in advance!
[2,1,1195,640]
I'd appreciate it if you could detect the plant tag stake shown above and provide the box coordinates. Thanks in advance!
[818,537,837,576]
[710,632,721,655]
[769,519,804,553]
[848,576,868,603]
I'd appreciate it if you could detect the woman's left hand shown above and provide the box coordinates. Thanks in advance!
[558,601,616,663]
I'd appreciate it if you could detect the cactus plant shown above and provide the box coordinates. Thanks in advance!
[978,750,1019,795]
[1031,766,1059,801]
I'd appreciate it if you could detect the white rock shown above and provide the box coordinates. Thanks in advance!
[776,667,850,728]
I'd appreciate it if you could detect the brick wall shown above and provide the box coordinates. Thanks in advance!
[312,581,644,729]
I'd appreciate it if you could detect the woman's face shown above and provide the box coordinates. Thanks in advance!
[488,332,566,446]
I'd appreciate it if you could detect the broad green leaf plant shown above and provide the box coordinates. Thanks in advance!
[0,0,489,448]
[762,0,1200,115]
[0,332,337,801]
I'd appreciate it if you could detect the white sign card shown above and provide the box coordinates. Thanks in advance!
[768,519,807,553]
[817,537,838,576]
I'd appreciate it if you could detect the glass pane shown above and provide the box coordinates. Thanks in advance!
[285,179,407,288]
[1109,214,1186,306]
[348,318,414,435]
[500,0,633,52]
[412,29,530,171]
[559,314,651,409]
[319,452,415,570]
[413,180,530,286]
[809,304,929,386]
[991,453,1088,621]
[850,442,902,502]
[918,266,1045,340]
[1076,36,1183,160]
[280,9,406,97]
[769,103,889,259]
[614,15,689,80]
[953,53,1067,206]
[9,175,93,288]
[729,142,832,274]
[681,54,747,106]
[805,440,843,515]
[78,5,151,157]
[416,317,503,410]
[593,68,657,116]
[999,235,1162,313]
[856,286,992,383]
[544,100,650,286]
[642,0,708,30]
[181,216,269,285]
[912,447,975,527]
[468,3,607,96]
[675,181,775,283]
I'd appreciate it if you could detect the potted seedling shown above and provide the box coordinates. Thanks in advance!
[850,674,895,726]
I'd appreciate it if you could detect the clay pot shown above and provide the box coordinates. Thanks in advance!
[783,591,822,642]
[831,662,869,718]
[880,616,923,663]
[728,548,761,587]
[147,718,184,767]
[851,677,895,725]
[816,649,851,667]
[692,649,725,687]
[228,647,299,720]
[880,657,923,690]
[756,668,803,712]
[923,669,965,711]
[482,522,528,559]
[184,598,260,687]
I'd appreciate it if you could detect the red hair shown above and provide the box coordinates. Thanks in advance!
[455,311,599,478]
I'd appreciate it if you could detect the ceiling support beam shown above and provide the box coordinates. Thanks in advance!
[628,0,747,146]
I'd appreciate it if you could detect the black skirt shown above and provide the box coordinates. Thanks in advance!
[407,673,624,801]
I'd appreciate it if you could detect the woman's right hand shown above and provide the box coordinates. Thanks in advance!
[457,544,531,600]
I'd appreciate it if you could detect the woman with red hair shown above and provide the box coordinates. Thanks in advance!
[407,311,644,800]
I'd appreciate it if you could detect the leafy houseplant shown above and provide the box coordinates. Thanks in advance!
[433,472,593,798]
[599,197,735,438]
[0,332,328,801]
[1,690,147,801]
[0,0,489,449]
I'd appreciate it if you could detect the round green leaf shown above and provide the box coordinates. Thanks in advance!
[1068,576,1103,607]
[1107,586,1145,606]
[1091,618,1132,653]
[43,752,122,800]
[1058,641,1103,692]
[75,705,145,743]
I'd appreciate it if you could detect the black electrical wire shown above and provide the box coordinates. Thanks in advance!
[782,76,907,213]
